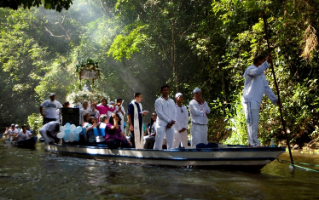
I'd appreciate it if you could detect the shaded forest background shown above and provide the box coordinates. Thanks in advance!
[0,0,318,146]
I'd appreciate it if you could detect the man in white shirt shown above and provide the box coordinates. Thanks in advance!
[16,125,32,141]
[242,54,280,147]
[189,88,211,147]
[115,99,125,133]
[40,93,63,125]
[173,93,189,148]
[7,124,19,141]
[154,85,176,150]
[39,121,60,145]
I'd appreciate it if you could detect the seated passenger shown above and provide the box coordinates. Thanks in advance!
[144,112,157,149]
[39,121,60,145]
[26,124,34,134]
[105,113,131,149]
[15,125,32,141]
[80,101,91,125]
[90,102,100,122]
[82,113,90,127]
[63,101,70,108]
[84,117,98,143]
[7,124,19,141]
[99,114,108,129]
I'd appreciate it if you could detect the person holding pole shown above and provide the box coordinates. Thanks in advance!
[242,54,281,147]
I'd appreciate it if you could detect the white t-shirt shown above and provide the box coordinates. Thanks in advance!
[8,128,19,136]
[99,122,107,129]
[16,131,32,140]
[41,100,63,119]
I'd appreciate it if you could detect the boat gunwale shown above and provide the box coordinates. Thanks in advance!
[48,144,286,152]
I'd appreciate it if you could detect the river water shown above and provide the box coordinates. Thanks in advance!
[1,142,319,200]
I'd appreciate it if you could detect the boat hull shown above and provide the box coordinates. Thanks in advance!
[46,144,285,169]
[6,137,37,148]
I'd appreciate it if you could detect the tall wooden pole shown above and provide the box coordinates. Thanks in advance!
[263,16,294,165]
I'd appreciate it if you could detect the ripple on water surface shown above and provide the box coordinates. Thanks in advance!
[0,143,319,199]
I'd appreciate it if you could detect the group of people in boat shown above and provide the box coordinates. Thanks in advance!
[3,124,34,142]
[2,54,280,149]
[38,84,211,150]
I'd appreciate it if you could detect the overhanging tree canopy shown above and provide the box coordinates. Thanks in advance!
[0,0,73,12]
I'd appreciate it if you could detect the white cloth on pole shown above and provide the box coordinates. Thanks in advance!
[190,123,208,147]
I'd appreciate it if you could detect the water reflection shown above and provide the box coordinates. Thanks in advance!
[0,143,319,199]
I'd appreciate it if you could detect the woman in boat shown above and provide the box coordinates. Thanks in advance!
[105,113,131,149]
[96,98,116,120]
[15,125,32,141]
[82,113,90,127]
[83,116,98,143]
[89,102,100,122]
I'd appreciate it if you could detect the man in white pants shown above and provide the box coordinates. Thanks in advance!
[242,54,280,147]
[173,93,189,148]
[189,88,211,147]
[39,121,60,145]
[154,85,176,150]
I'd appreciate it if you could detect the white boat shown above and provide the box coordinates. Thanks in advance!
[45,143,285,170]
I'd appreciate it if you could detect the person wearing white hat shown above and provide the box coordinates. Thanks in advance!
[173,93,189,148]
[189,88,211,147]
[6,124,19,141]
[40,93,63,125]
[153,85,176,150]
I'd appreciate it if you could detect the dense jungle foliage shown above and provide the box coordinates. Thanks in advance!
[0,0,318,146]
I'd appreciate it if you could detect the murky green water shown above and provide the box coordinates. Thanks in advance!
[1,143,319,200]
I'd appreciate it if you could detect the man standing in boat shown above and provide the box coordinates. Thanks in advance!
[39,93,63,125]
[189,88,211,147]
[173,93,189,148]
[242,54,280,147]
[153,85,176,150]
[127,93,148,148]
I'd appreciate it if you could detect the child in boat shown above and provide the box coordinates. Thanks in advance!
[144,112,157,149]
[84,117,98,143]
[15,125,32,141]
[89,102,100,122]
[82,113,90,127]
[96,98,116,120]
[105,113,131,149]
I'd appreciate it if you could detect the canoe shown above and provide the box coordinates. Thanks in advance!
[6,137,37,148]
[45,143,285,170]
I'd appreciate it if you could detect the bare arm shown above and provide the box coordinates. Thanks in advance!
[40,106,45,117]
